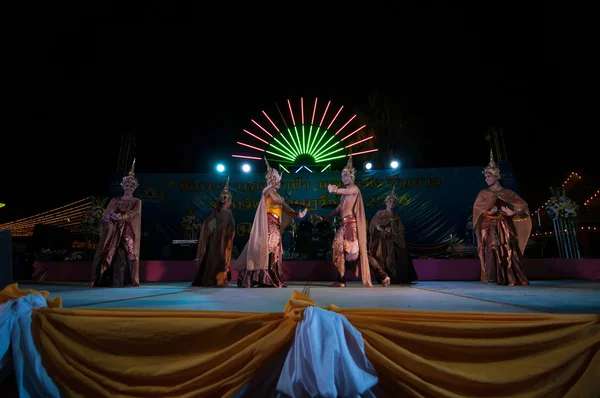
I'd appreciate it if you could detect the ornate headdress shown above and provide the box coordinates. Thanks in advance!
[385,185,398,203]
[264,157,282,185]
[342,155,356,181]
[220,176,232,202]
[482,149,501,179]
[121,158,139,189]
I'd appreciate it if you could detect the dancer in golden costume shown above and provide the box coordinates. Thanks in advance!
[317,156,373,287]
[192,177,236,287]
[369,186,418,284]
[90,159,141,287]
[473,150,531,286]
[235,158,307,288]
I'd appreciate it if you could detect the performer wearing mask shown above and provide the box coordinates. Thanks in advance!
[317,155,373,287]
[235,158,307,288]
[368,186,418,284]
[192,177,236,287]
[90,159,141,287]
[473,150,531,286]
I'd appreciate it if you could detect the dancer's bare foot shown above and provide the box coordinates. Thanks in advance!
[330,282,346,287]
[382,276,391,287]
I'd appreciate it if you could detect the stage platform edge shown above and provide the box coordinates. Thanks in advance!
[31,258,600,283]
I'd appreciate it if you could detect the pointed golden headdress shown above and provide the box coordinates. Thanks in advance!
[121,158,139,189]
[264,157,282,185]
[482,149,501,179]
[385,185,398,203]
[342,155,356,181]
[220,176,232,202]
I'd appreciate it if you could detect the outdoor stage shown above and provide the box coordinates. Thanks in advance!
[33,257,600,283]
[4,266,599,397]
[15,279,600,314]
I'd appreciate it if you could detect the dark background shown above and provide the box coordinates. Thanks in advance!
[2,3,593,222]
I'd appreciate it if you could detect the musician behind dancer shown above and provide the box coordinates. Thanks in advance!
[316,156,390,288]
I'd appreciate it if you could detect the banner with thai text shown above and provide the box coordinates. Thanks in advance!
[108,163,519,260]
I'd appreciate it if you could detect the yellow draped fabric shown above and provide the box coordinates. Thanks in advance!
[0,283,62,308]
[344,309,600,398]
[33,309,297,397]
[1,283,599,398]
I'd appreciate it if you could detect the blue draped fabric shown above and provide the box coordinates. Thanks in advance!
[0,294,60,398]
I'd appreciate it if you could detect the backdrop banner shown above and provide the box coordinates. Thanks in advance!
[108,163,519,260]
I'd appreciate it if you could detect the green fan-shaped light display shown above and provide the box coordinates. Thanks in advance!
[232,98,378,164]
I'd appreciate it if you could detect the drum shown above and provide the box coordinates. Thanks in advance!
[296,235,313,257]
[315,220,333,238]
[297,221,313,238]
[312,238,331,259]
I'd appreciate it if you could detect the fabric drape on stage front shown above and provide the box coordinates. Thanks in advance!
[1,284,599,398]
[344,309,600,397]
[32,308,296,397]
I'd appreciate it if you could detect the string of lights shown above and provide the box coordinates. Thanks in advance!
[584,189,599,207]
[0,198,92,237]
[0,198,90,226]
[2,205,90,227]
[530,226,598,237]
[561,171,582,186]
[1,207,89,230]
[531,171,583,217]
[7,213,87,232]
[528,171,600,242]
[531,231,554,237]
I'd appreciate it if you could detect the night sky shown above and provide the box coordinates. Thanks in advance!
[2,3,592,223]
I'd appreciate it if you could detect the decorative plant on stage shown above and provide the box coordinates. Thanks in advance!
[545,187,579,219]
[466,217,473,230]
[82,197,109,237]
[546,186,580,259]
[37,248,68,262]
[180,206,201,239]
[465,213,475,243]
[81,196,109,259]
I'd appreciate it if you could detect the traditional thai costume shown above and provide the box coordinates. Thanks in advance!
[192,177,236,287]
[235,158,300,288]
[329,156,373,287]
[368,186,418,284]
[473,150,531,286]
[90,159,141,287]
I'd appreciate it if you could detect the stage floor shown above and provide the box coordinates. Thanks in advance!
[17,280,600,314]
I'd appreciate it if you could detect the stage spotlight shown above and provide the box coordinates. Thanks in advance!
[216,164,225,172]
[390,160,399,169]
[365,162,373,170]
[242,163,251,173]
